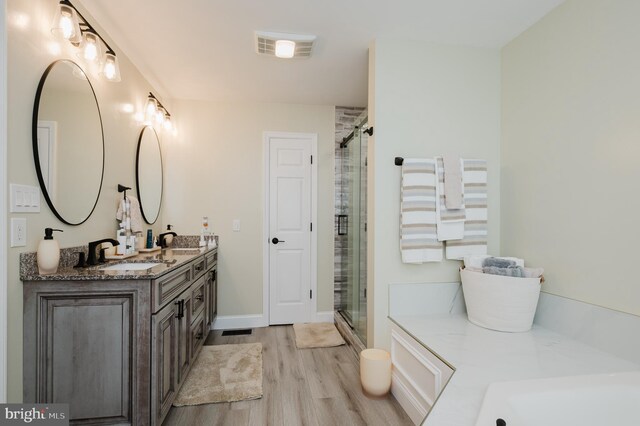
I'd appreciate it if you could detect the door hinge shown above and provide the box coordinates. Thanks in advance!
[310,289,313,299]
[364,288,367,299]
[310,222,313,232]
[310,155,313,164]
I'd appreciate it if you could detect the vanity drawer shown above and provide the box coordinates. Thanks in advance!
[153,263,192,313]
[190,275,206,320]
[205,250,217,269]
[190,311,206,360]
[192,256,206,280]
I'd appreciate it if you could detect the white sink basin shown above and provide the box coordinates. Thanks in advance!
[100,262,161,271]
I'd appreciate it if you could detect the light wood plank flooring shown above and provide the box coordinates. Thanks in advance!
[164,325,412,426]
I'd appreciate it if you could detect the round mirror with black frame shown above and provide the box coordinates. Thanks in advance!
[32,60,104,225]
[136,126,163,224]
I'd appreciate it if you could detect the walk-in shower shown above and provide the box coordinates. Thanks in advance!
[336,110,369,345]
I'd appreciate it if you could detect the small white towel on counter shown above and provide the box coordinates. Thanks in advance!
[400,159,443,263]
[446,159,488,259]
[435,157,465,241]
[116,196,144,233]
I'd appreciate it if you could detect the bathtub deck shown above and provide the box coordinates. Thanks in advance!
[389,314,640,426]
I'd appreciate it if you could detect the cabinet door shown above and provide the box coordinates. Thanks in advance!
[176,291,192,386]
[151,299,178,426]
[190,312,206,362]
[208,269,217,325]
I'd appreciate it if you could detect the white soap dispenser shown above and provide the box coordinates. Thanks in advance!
[37,228,63,274]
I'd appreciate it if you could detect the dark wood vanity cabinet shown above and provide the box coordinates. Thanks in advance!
[24,248,218,426]
[23,280,152,425]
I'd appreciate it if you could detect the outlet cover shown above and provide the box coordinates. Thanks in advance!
[11,217,27,247]
[233,219,241,232]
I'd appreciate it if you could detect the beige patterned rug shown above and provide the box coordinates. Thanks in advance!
[293,322,346,349]
[173,343,263,406]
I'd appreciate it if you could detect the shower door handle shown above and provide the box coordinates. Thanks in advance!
[338,215,348,236]
[272,238,285,244]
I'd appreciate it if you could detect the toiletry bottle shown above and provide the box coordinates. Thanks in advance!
[37,228,63,274]
[200,217,208,247]
[117,224,126,255]
[146,229,153,249]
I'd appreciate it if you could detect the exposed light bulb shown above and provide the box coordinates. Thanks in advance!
[275,40,296,59]
[163,116,172,131]
[60,13,73,39]
[52,4,80,43]
[83,31,100,61]
[101,52,121,82]
[155,108,165,124]
[145,97,157,119]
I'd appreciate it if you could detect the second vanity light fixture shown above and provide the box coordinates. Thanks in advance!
[145,93,172,131]
[51,0,121,82]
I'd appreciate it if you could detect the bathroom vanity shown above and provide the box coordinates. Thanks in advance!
[22,246,218,426]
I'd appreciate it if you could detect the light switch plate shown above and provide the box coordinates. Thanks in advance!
[233,219,241,232]
[11,218,27,247]
[10,184,40,213]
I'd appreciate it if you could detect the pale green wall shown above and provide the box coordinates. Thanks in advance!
[163,100,336,317]
[501,0,640,316]
[368,40,501,349]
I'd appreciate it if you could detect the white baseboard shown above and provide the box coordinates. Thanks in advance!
[211,314,267,330]
[315,311,334,323]
[210,311,333,330]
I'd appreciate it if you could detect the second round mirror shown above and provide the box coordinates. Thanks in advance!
[136,126,163,224]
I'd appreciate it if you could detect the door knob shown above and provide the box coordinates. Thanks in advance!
[272,238,285,244]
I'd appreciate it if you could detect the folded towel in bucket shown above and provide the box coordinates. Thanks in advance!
[483,265,525,277]
[482,257,516,268]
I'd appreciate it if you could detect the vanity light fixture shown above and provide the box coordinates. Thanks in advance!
[51,0,121,82]
[147,93,173,131]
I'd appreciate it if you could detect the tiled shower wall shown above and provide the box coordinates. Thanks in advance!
[334,106,366,309]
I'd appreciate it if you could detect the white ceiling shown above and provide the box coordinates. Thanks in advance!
[82,0,564,107]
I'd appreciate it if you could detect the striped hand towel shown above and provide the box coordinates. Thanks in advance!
[446,159,488,260]
[436,157,465,241]
[400,159,443,263]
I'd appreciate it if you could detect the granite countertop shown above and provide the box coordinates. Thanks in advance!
[389,314,640,426]
[21,246,217,281]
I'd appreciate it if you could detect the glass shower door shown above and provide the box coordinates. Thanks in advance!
[339,114,368,345]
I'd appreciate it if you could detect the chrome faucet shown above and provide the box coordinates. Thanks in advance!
[87,238,119,266]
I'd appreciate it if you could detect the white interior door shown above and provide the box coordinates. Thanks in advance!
[268,135,313,324]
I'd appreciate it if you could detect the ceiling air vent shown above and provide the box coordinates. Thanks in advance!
[255,31,316,59]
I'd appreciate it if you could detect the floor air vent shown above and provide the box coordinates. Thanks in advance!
[222,329,253,336]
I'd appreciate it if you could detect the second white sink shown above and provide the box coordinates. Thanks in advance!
[100,262,161,271]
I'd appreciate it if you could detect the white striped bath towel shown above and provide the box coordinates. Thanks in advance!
[446,159,488,260]
[400,159,443,263]
[435,157,465,241]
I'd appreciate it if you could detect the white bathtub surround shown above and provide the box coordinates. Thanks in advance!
[534,292,640,364]
[388,282,466,318]
[388,314,639,426]
[475,371,640,426]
